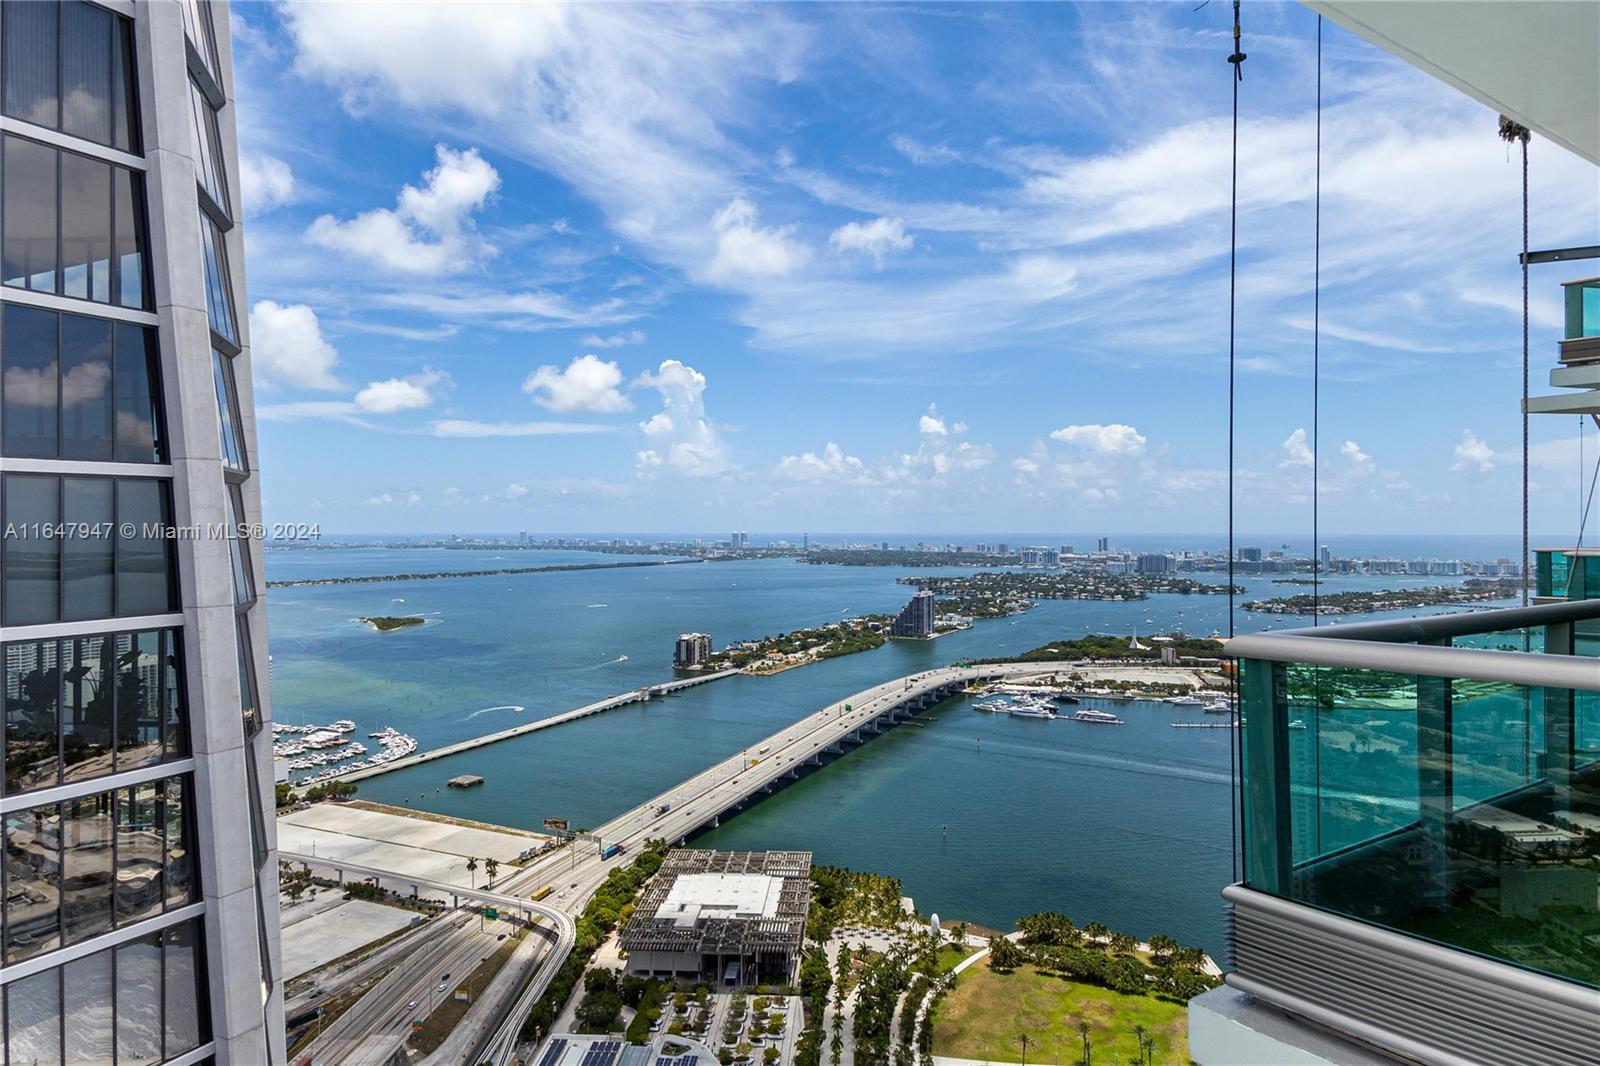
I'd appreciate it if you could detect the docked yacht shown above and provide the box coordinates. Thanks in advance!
[1070,707,1124,724]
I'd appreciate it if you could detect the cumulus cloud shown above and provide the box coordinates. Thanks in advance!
[365,491,422,506]
[249,301,344,390]
[239,153,295,214]
[1341,440,1373,471]
[706,198,810,282]
[634,359,727,477]
[580,330,646,348]
[829,216,913,267]
[1279,428,1314,468]
[354,369,450,414]
[775,442,871,483]
[1452,430,1496,472]
[307,145,500,274]
[1050,423,1147,456]
[918,411,948,436]
[522,354,631,413]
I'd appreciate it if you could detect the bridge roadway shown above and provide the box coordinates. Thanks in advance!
[333,669,738,784]
[302,661,1063,1064]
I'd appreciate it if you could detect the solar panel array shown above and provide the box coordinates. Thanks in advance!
[535,1038,569,1066]
[582,1040,623,1066]
[656,1056,699,1066]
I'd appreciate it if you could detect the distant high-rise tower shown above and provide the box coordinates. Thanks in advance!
[0,2,281,1061]
[889,590,937,638]
[802,533,811,550]
[1097,536,1110,553]
[674,632,713,669]
[1319,544,1331,571]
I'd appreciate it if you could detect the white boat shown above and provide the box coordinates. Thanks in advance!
[1289,719,1308,731]
[1169,695,1204,706]
[1070,708,1124,724]
[1007,705,1056,719]
[1202,700,1233,714]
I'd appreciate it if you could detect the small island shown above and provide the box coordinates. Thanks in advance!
[359,615,426,632]
[1241,578,1520,616]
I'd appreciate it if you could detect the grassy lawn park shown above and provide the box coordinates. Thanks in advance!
[932,961,1188,1065]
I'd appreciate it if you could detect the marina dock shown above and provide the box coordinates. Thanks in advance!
[329,670,738,784]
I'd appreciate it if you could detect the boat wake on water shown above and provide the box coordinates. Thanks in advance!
[587,603,608,608]
[571,655,629,671]
[462,704,526,721]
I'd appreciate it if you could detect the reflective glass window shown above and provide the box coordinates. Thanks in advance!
[2,135,58,293]
[2,304,58,457]
[163,921,204,1056]
[5,473,60,624]
[6,639,61,793]
[161,630,186,760]
[4,803,61,962]
[113,479,173,616]
[62,476,114,621]
[114,782,162,926]
[61,151,112,303]
[163,775,193,907]
[115,630,163,771]
[212,348,244,470]
[115,932,162,1066]
[189,78,229,214]
[59,313,114,459]
[64,948,115,1064]
[199,211,237,344]
[6,966,61,1066]
[5,2,138,151]
[237,618,260,737]
[113,167,147,308]
[228,484,253,605]
[3,2,57,125]
[62,634,114,784]
[61,791,113,943]
[61,0,113,146]
[115,321,164,462]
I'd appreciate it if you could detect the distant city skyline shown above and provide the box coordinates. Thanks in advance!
[233,3,1597,536]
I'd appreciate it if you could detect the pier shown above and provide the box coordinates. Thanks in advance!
[328,670,738,784]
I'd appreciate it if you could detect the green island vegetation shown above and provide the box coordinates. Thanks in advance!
[899,570,1241,620]
[359,615,425,632]
[519,839,670,1043]
[265,557,698,589]
[1243,578,1520,615]
[930,913,1219,1065]
[275,778,356,807]
[701,616,892,674]
[973,633,1225,665]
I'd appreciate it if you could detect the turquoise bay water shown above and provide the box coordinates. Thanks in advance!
[264,548,1508,958]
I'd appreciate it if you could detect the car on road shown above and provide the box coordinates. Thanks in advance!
[407,1000,417,1011]
[436,981,448,993]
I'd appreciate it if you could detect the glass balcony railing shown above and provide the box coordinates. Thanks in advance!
[1565,277,1600,340]
[1231,600,1600,995]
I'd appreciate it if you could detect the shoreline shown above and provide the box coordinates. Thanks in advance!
[266,557,703,589]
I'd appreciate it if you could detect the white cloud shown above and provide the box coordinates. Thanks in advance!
[1452,430,1496,472]
[706,198,810,282]
[522,354,631,413]
[354,369,450,414]
[1341,440,1373,471]
[1051,423,1147,456]
[891,135,962,166]
[634,359,727,477]
[1279,428,1314,468]
[239,153,295,214]
[364,491,422,506]
[307,145,501,274]
[829,216,913,267]
[431,419,614,438]
[918,413,948,436]
[580,330,646,348]
[249,301,344,390]
[775,442,871,483]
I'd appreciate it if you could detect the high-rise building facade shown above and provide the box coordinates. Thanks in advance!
[889,590,935,638]
[673,632,712,669]
[0,2,281,1063]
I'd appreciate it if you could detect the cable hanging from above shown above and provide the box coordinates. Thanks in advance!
[1499,115,1530,604]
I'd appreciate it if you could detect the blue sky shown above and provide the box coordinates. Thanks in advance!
[231,2,1599,537]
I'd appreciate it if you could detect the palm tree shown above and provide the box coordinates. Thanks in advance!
[466,856,478,888]
[485,857,499,884]
[1077,1020,1092,1066]
[1017,1032,1033,1066]
[1133,1025,1147,1064]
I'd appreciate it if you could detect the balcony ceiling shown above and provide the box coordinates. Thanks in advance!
[1308,1,1599,165]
